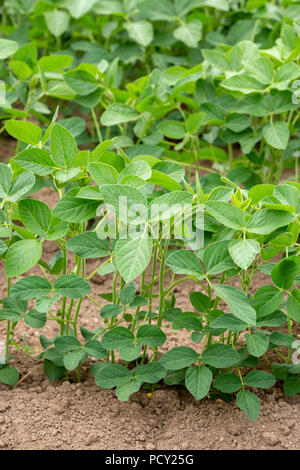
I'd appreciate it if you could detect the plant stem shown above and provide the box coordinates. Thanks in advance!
[91,107,103,143]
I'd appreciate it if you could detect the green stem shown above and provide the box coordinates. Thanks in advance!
[91,107,103,143]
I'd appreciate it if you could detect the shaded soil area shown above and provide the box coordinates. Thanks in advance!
[0,139,299,450]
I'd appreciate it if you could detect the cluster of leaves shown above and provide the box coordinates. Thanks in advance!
[0,116,299,421]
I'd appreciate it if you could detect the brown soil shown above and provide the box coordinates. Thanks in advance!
[0,140,299,451]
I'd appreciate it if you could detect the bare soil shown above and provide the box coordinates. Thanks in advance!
[0,140,299,450]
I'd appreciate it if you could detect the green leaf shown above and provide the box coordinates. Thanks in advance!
[253,285,284,318]
[54,336,81,352]
[64,69,99,96]
[213,285,256,326]
[245,331,269,357]
[275,62,300,85]
[229,239,260,270]
[244,371,276,389]
[211,314,247,333]
[54,274,91,299]
[190,291,211,313]
[160,346,199,370]
[101,326,134,351]
[164,369,186,386]
[269,332,296,348]
[119,161,152,183]
[246,209,295,235]
[0,240,7,255]
[222,75,266,94]
[36,294,59,313]
[43,360,65,382]
[55,168,80,183]
[10,276,52,300]
[115,237,152,283]
[0,164,12,196]
[15,148,56,176]
[244,56,274,85]
[157,120,185,139]
[136,325,166,347]
[166,250,203,277]
[44,10,70,38]
[38,55,73,72]
[236,390,260,421]
[101,103,139,126]
[52,189,99,223]
[67,0,97,18]
[0,39,19,60]
[5,120,42,146]
[119,282,137,306]
[149,191,192,222]
[173,312,203,331]
[205,201,245,230]
[63,349,86,371]
[214,373,243,393]
[202,49,229,71]
[125,21,153,47]
[0,309,22,321]
[201,343,240,368]
[0,366,19,386]
[119,343,142,362]
[43,348,64,367]
[256,310,286,328]
[66,232,110,258]
[263,121,289,150]
[6,240,42,277]
[271,256,300,290]
[100,304,123,319]
[10,60,32,80]
[249,184,275,205]
[274,184,300,211]
[24,310,46,329]
[284,376,300,397]
[116,379,142,401]
[84,340,106,359]
[133,363,166,383]
[173,20,202,48]
[19,199,51,237]
[7,171,35,203]
[50,124,77,168]
[186,112,206,134]
[185,365,212,400]
[88,162,119,186]
[100,184,147,222]
[95,364,132,388]
[224,114,250,133]
[203,241,235,275]
[2,298,27,314]
[47,217,68,241]
[287,289,300,322]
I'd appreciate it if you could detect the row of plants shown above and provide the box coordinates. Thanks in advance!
[0,117,299,421]
[2,0,295,73]
[1,2,300,186]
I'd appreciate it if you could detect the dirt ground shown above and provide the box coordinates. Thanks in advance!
[0,136,299,450]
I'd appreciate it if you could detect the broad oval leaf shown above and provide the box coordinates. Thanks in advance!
[54,274,91,298]
[6,240,42,278]
[185,365,212,400]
